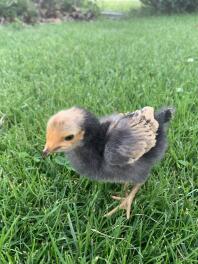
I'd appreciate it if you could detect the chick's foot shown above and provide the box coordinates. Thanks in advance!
[104,183,142,219]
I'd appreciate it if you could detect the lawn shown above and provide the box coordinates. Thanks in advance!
[98,0,141,11]
[0,15,198,263]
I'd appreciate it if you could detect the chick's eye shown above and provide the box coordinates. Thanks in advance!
[64,134,74,141]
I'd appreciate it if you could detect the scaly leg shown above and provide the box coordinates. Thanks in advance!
[104,183,142,219]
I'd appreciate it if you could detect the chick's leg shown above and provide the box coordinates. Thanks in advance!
[104,183,142,219]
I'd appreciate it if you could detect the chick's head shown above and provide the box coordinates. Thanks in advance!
[43,107,85,156]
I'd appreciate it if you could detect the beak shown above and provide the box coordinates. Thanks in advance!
[42,148,50,157]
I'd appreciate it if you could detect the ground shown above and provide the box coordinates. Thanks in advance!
[0,13,198,264]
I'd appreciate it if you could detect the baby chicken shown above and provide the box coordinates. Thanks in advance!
[43,106,174,219]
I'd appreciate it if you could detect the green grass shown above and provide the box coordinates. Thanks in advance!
[0,15,198,263]
[98,0,141,12]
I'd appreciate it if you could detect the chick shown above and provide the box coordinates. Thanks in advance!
[43,106,174,219]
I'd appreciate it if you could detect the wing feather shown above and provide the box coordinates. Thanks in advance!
[104,107,159,165]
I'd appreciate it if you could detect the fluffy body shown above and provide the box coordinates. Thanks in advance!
[65,107,173,184]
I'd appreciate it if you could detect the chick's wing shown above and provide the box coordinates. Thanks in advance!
[100,113,124,125]
[104,107,159,166]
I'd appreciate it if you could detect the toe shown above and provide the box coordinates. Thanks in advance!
[111,196,124,201]
[126,204,131,219]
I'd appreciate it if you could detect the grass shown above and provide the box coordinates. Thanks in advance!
[97,0,141,12]
[0,14,198,263]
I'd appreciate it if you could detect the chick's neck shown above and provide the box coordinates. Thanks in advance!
[82,113,109,156]
[66,110,112,177]
[71,113,110,171]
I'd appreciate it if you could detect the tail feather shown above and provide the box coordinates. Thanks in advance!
[143,107,175,163]
[155,107,175,124]
[164,107,175,123]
